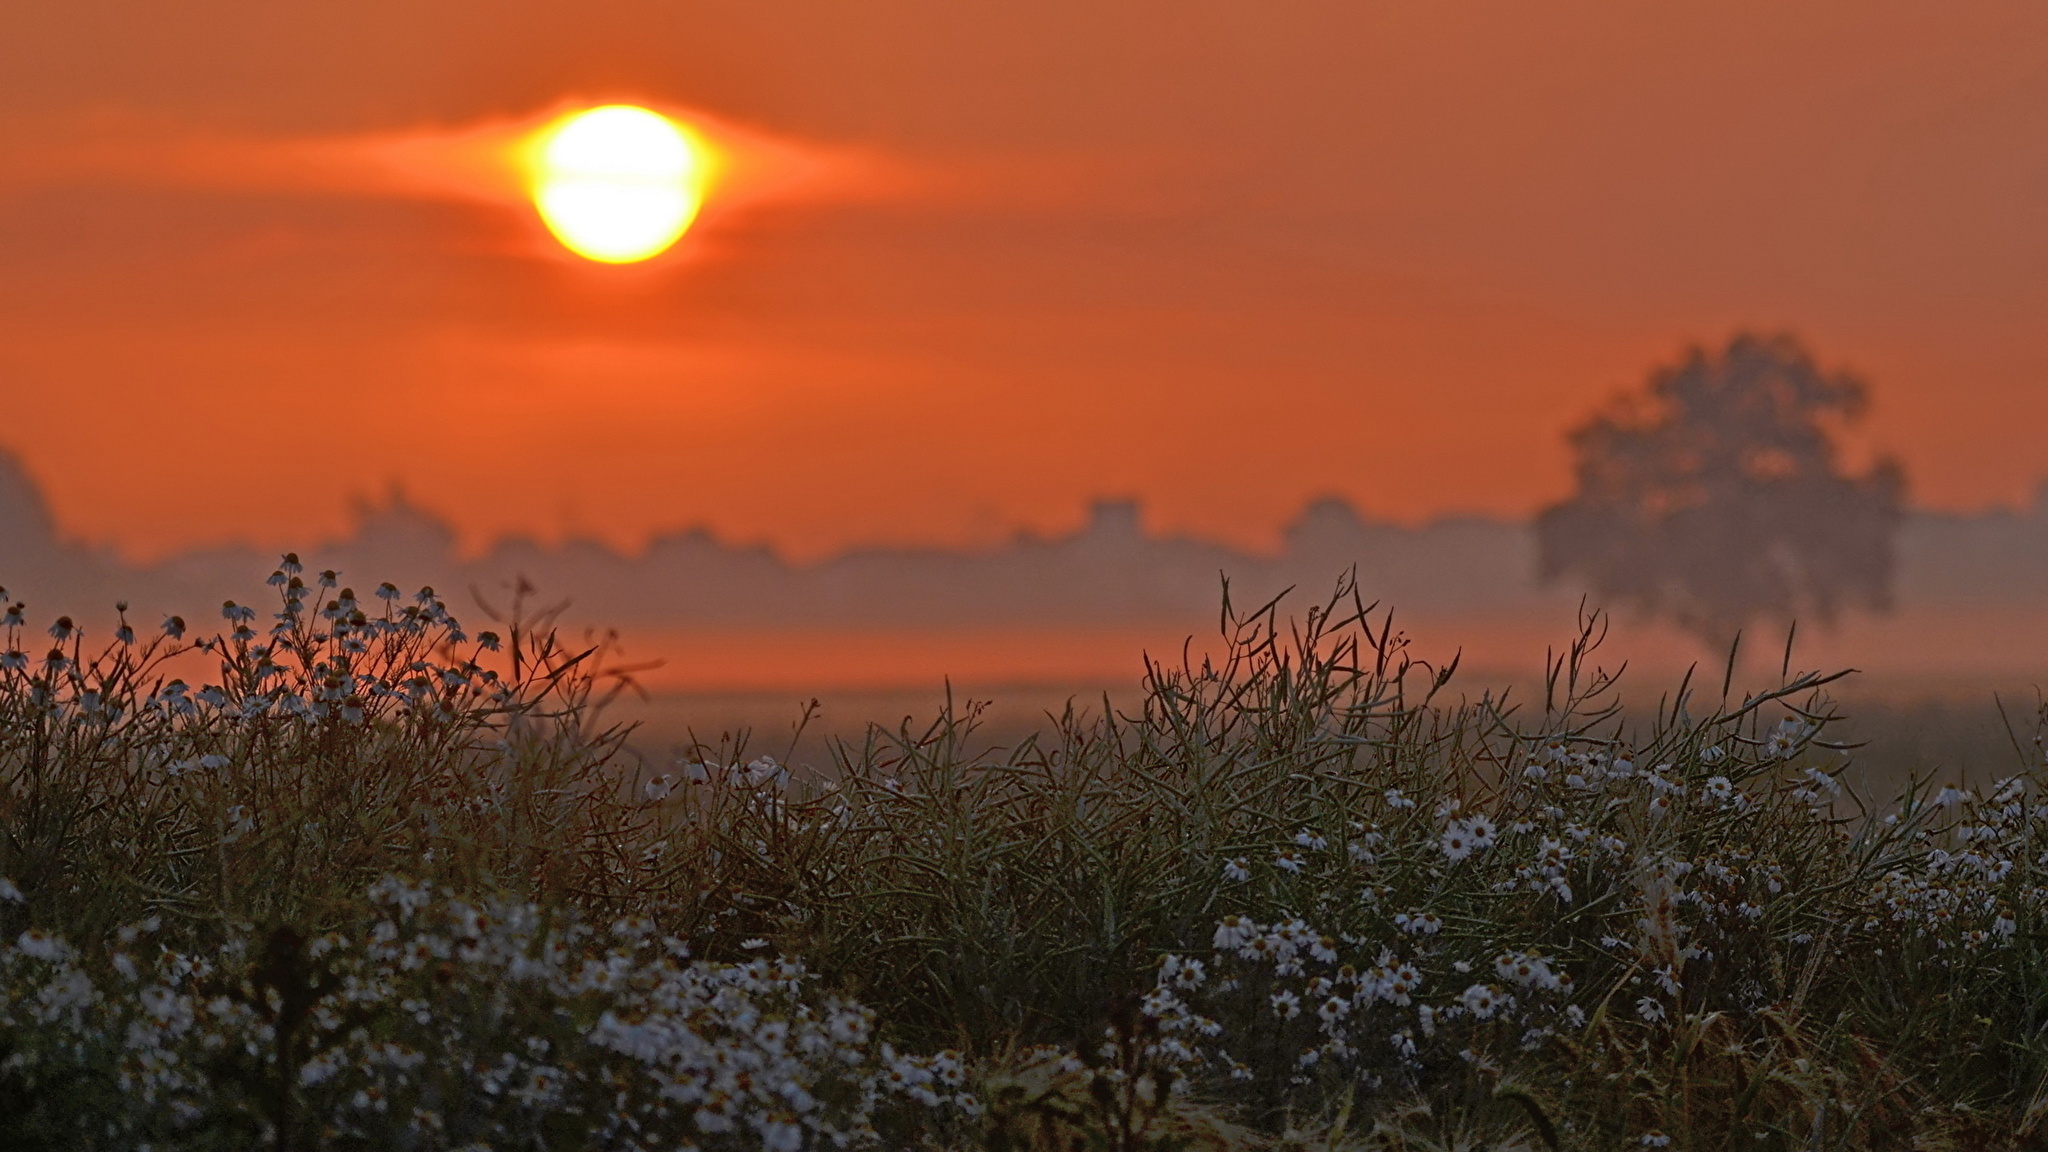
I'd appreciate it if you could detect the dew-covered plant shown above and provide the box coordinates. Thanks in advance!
[6,562,2048,1149]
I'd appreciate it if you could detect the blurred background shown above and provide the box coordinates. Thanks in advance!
[2,2,2044,782]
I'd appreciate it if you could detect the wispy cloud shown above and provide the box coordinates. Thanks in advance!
[0,102,923,250]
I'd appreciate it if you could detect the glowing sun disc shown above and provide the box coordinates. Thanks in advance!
[531,105,701,263]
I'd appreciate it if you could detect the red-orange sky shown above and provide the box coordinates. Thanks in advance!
[3,1,2044,562]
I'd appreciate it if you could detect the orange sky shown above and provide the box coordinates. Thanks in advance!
[2,1,2044,562]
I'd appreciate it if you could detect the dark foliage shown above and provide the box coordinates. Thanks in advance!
[1537,332,1906,650]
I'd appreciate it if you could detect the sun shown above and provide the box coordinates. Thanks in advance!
[528,105,703,263]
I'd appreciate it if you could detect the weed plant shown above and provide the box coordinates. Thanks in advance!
[3,562,2047,1149]
[0,561,657,944]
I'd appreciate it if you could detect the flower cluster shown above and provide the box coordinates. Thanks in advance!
[1,559,517,740]
[0,876,962,1150]
[1862,775,2036,951]
[1147,912,1578,1096]
[1127,702,1923,1124]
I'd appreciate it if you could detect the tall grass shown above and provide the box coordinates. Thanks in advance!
[4,562,2048,1149]
[0,565,652,942]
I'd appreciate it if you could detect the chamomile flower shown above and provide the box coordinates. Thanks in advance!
[1213,916,1259,951]
[1459,984,1505,1019]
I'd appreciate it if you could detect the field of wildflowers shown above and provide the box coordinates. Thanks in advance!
[4,560,2048,1149]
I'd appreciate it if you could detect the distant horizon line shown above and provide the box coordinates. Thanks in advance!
[65,478,2048,570]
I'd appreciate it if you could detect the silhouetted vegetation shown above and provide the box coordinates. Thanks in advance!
[1538,333,1907,651]
[4,565,2048,1149]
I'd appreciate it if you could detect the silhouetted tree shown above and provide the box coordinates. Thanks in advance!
[1536,333,1906,652]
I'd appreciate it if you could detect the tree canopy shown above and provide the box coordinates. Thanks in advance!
[1536,333,1906,651]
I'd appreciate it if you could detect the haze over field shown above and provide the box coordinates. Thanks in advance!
[4,448,2044,691]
